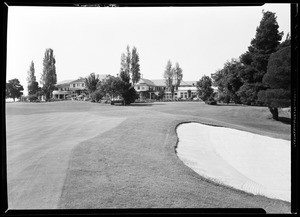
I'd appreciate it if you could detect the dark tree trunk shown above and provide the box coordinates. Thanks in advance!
[269,106,279,120]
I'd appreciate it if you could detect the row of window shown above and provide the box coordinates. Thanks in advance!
[72,83,85,88]
[136,86,167,91]
[164,91,197,99]
[58,83,85,91]
[59,87,70,91]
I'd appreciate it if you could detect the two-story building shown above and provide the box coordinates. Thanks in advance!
[52,74,108,100]
[134,78,198,100]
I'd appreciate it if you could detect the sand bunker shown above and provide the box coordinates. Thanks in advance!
[176,122,290,202]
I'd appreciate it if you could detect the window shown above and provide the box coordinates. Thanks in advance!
[73,84,75,87]
[82,83,84,87]
[137,86,140,90]
[180,92,183,98]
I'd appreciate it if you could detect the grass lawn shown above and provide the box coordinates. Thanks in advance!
[5,101,291,213]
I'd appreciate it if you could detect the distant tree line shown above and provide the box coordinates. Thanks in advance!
[6,48,57,102]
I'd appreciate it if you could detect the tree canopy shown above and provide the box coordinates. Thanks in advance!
[6,78,24,101]
[131,46,141,84]
[85,73,100,94]
[163,60,183,99]
[196,75,214,101]
[258,38,291,120]
[27,61,40,95]
[238,11,283,105]
[40,48,57,100]
[211,59,243,104]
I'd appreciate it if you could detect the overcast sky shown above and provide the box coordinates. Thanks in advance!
[6,4,291,95]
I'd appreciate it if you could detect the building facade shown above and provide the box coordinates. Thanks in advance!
[52,74,109,100]
[52,78,87,100]
[134,78,198,100]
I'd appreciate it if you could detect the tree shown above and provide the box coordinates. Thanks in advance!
[27,61,36,84]
[90,89,104,102]
[26,61,40,95]
[6,78,24,101]
[258,40,291,120]
[121,85,139,105]
[173,62,183,91]
[85,73,100,95]
[238,11,283,105]
[120,52,130,83]
[116,45,139,105]
[163,60,174,99]
[100,75,123,100]
[196,75,214,101]
[211,59,244,104]
[157,89,165,100]
[131,46,141,84]
[40,48,57,100]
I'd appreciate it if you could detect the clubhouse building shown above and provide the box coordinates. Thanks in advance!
[134,78,198,100]
[52,75,199,101]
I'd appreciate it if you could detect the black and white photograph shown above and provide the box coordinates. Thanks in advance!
[3,2,296,214]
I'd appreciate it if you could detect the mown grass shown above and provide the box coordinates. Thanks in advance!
[6,101,291,213]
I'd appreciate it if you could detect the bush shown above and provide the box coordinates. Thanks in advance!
[91,90,103,102]
[205,97,217,105]
[28,94,38,102]
[122,86,139,105]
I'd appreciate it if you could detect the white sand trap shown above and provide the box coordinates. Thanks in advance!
[6,112,126,209]
[176,123,291,202]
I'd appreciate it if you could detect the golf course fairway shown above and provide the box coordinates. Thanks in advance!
[5,101,292,213]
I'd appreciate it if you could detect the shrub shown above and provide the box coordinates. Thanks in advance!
[28,94,38,102]
[205,97,217,105]
[91,90,103,102]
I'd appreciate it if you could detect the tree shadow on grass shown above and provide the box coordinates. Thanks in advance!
[278,117,291,125]
[128,103,166,107]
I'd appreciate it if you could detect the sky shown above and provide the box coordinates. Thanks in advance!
[6,4,291,95]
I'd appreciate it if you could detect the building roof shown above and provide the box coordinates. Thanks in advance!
[70,77,86,83]
[136,78,156,86]
[56,83,70,88]
[57,74,109,86]
[142,79,197,87]
[150,79,166,86]
[57,80,73,85]
[180,80,197,86]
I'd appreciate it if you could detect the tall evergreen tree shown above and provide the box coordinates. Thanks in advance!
[163,60,174,98]
[131,46,141,84]
[27,61,36,83]
[173,62,183,91]
[238,11,283,105]
[258,38,291,120]
[41,48,57,100]
[118,45,139,105]
[27,61,39,95]
[120,52,130,83]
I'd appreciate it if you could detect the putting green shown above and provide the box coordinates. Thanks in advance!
[6,112,125,209]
